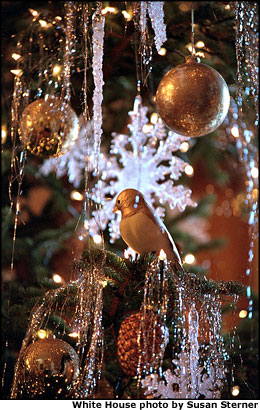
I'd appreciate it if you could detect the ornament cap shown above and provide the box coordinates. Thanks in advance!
[185,55,200,64]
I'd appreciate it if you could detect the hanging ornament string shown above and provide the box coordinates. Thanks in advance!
[233,2,259,321]
[61,1,76,104]
[190,5,195,56]
[132,2,153,88]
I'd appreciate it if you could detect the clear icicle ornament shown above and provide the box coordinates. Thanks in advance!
[92,2,105,174]
[148,2,167,53]
[89,95,196,242]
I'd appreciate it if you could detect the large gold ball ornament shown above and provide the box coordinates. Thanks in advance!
[155,56,230,137]
[18,97,79,158]
[18,337,80,399]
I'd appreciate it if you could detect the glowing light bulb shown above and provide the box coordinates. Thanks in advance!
[39,20,48,27]
[37,329,47,339]
[53,65,61,76]
[93,234,102,244]
[12,53,21,61]
[158,47,167,56]
[239,310,248,319]
[150,112,159,124]
[68,332,79,338]
[2,127,7,144]
[10,69,23,76]
[52,273,63,284]
[29,8,39,17]
[102,6,117,15]
[231,126,239,138]
[180,142,190,153]
[231,386,240,397]
[251,167,258,179]
[196,51,205,58]
[186,43,193,53]
[71,190,83,201]
[102,280,108,288]
[195,41,205,48]
[122,10,132,20]
[184,253,195,264]
[184,165,194,176]
[159,249,167,260]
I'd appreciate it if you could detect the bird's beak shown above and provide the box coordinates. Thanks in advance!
[113,204,118,213]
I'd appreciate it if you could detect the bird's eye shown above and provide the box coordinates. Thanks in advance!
[117,200,120,204]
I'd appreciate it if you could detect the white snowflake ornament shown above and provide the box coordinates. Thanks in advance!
[39,117,104,187]
[90,96,197,242]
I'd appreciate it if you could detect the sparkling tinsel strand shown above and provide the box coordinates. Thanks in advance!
[233,1,258,321]
[62,1,76,104]
[9,71,26,272]
[10,284,71,398]
[136,257,169,387]
[73,263,105,397]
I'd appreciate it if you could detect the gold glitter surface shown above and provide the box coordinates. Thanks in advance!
[19,338,79,398]
[18,97,79,158]
[156,56,230,137]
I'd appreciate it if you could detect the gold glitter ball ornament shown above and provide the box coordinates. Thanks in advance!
[117,312,169,377]
[18,97,79,158]
[18,337,80,399]
[155,56,230,137]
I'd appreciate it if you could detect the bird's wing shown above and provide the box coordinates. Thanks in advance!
[140,200,182,264]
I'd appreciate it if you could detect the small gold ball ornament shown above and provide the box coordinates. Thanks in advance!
[18,337,79,399]
[19,97,79,158]
[156,56,230,137]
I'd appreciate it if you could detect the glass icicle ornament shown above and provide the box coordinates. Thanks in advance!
[148,2,167,53]
[89,96,196,242]
[92,2,105,173]
[156,56,230,137]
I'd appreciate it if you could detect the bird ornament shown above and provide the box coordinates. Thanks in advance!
[113,188,182,266]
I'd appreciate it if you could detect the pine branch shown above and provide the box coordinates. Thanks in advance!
[168,263,246,298]
[76,248,245,298]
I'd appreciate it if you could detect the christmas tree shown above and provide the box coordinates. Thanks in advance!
[1,1,258,400]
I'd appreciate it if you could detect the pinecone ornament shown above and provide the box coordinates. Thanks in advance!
[117,312,169,377]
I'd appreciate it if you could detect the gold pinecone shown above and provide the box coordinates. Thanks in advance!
[117,312,169,377]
